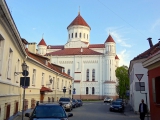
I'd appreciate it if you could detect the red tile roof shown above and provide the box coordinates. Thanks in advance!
[88,44,105,48]
[133,43,159,60]
[46,48,103,56]
[47,45,64,49]
[105,35,115,43]
[40,86,53,92]
[67,13,90,29]
[115,55,119,59]
[38,38,47,46]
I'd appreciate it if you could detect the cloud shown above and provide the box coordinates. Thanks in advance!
[106,27,132,48]
[117,49,130,67]
[151,19,160,30]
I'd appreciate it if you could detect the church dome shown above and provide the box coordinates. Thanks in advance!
[67,13,91,29]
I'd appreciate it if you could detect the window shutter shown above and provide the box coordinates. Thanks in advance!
[152,78,156,103]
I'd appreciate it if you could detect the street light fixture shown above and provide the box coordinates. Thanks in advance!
[15,61,29,120]
[63,86,66,97]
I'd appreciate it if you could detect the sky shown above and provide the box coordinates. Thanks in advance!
[6,0,160,67]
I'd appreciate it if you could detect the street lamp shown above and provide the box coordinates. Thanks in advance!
[15,61,29,120]
[63,86,66,97]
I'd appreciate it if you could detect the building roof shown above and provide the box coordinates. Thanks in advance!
[40,86,53,92]
[38,38,47,46]
[115,55,119,59]
[133,43,159,60]
[46,48,103,56]
[47,45,64,49]
[67,13,90,29]
[105,35,115,43]
[88,44,105,48]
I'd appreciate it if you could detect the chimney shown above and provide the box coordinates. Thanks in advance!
[28,42,37,54]
[80,47,83,52]
[147,38,153,48]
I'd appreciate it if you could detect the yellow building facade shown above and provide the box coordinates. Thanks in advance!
[0,0,73,120]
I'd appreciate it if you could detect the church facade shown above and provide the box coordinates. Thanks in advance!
[37,12,119,100]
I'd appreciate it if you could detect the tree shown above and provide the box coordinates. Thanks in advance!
[115,65,129,99]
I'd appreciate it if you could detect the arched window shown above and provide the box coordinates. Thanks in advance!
[86,87,88,94]
[92,87,95,94]
[75,33,77,38]
[92,69,95,81]
[86,69,89,81]
[67,69,70,76]
[79,33,81,38]
[72,33,73,38]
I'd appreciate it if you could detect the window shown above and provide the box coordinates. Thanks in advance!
[92,69,95,81]
[7,48,13,79]
[41,73,44,86]
[79,33,81,38]
[67,69,70,76]
[86,69,89,81]
[135,82,145,91]
[153,77,160,104]
[92,87,95,94]
[0,39,4,74]
[69,34,70,39]
[86,87,88,94]
[32,69,36,85]
[72,33,73,38]
[61,80,63,89]
[75,33,77,38]
[52,77,55,89]
[57,78,59,89]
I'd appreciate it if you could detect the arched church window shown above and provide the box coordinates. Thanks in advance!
[67,69,70,76]
[92,69,95,81]
[86,69,89,81]
[75,33,77,38]
[92,87,95,94]
[86,87,88,94]
[72,33,73,38]
[79,33,81,38]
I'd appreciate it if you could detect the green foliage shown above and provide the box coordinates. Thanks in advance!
[115,65,129,98]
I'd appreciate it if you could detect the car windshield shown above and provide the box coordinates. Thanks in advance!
[32,105,67,118]
[112,102,121,105]
[59,98,70,102]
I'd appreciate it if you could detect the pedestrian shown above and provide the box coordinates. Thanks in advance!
[139,99,147,120]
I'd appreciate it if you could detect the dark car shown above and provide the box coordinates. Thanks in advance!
[110,101,124,112]
[72,99,79,108]
[77,99,83,106]
[116,98,125,107]
[59,97,73,111]
[25,101,73,120]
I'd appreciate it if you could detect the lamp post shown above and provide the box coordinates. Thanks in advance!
[15,61,29,120]
[63,86,66,97]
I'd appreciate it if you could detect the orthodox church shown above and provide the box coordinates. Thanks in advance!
[37,12,119,100]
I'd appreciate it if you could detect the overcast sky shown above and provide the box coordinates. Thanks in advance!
[6,0,160,66]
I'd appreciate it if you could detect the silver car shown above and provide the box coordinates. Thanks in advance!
[59,97,73,111]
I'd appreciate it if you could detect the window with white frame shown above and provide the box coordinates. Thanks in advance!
[57,78,59,89]
[52,77,55,89]
[86,69,89,81]
[92,69,95,81]
[0,38,4,75]
[32,69,36,85]
[7,48,13,79]
[86,87,89,94]
[41,73,45,86]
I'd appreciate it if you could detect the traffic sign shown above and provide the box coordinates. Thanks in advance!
[135,74,144,81]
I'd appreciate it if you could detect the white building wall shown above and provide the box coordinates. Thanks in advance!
[130,62,150,112]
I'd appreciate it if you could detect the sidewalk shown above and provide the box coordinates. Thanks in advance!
[123,104,151,120]
[10,109,33,120]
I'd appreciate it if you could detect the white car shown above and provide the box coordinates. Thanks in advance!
[104,97,113,103]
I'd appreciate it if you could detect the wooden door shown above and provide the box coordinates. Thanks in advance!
[5,104,10,120]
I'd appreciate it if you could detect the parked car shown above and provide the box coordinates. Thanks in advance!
[116,98,125,107]
[72,99,79,108]
[104,97,113,103]
[110,101,124,112]
[59,97,73,111]
[77,99,83,106]
[25,101,73,120]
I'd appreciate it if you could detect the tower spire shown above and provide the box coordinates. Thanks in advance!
[78,6,80,15]
[42,33,44,39]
